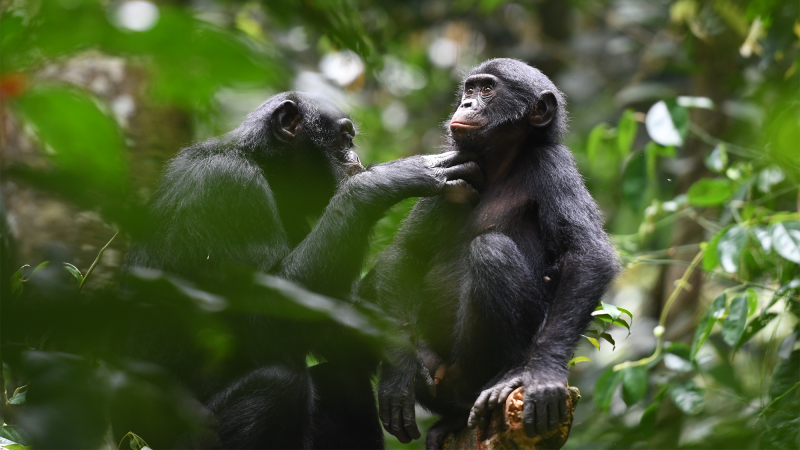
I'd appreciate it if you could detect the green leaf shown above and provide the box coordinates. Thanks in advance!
[617,307,634,326]
[568,356,593,367]
[704,144,728,173]
[639,400,660,431]
[757,165,785,193]
[13,86,128,198]
[717,226,749,273]
[621,150,648,211]
[753,226,772,252]
[663,353,693,372]
[0,426,29,446]
[600,301,622,321]
[722,293,749,347]
[621,366,647,406]
[617,109,637,158]
[764,280,800,314]
[32,261,49,275]
[10,264,27,300]
[63,262,84,283]
[770,221,800,264]
[600,332,616,349]
[734,313,778,352]
[645,100,684,146]
[703,226,732,271]
[586,123,608,163]
[594,368,623,412]
[584,335,600,350]
[687,178,736,207]
[8,385,27,405]
[669,380,704,415]
[690,293,726,361]
[745,288,758,317]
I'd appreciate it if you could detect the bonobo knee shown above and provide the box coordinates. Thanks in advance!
[210,365,315,449]
[468,232,527,275]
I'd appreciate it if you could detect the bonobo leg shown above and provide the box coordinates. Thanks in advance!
[309,361,384,449]
[207,365,314,449]
[425,414,469,450]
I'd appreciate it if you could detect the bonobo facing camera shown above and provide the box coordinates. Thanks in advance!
[122,92,480,449]
[361,58,620,449]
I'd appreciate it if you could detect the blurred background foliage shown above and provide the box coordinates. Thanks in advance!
[1,0,799,449]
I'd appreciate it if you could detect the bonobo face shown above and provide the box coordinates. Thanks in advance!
[449,74,500,139]
[271,94,365,179]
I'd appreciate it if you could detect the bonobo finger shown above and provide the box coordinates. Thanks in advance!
[442,161,482,184]
[422,151,459,168]
[391,405,411,443]
[468,390,490,428]
[444,180,480,204]
[416,353,437,398]
[380,400,391,431]
[403,403,421,440]
[559,391,568,423]
[547,399,559,431]
[499,384,517,406]
[535,397,549,436]
[523,399,536,438]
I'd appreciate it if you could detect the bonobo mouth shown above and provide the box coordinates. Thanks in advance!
[449,121,483,131]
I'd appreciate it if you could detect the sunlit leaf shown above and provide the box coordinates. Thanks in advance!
[600,301,622,320]
[594,368,623,412]
[734,313,778,352]
[63,263,84,283]
[687,178,736,207]
[703,226,733,271]
[722,293,749,347]
[617,108,637,158]
[705,144,728,173]
[621,366,647,406]
[717,225,749,273]
[753,226,772,252]
[669,380,704,415]
[757,165,785,193]
[586,123,608,163]
[664,353,693,372]
[645,100,684,146]
[617,307,634,326]
[745,288,758,317]
[690,293,726,361]
[0,426,29,446]
[568,356,592,367]
[770,221,800,264]
[584,335,600,350]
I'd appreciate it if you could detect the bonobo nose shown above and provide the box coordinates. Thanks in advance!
[461,100,474,109]
[338,118,355,137]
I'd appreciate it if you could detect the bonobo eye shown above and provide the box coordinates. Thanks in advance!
[481,86,493,94]
[338,118,356,144]
[465,87,475,95]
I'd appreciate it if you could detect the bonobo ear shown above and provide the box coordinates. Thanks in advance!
[272,100,302,141]
[529,91,557,128]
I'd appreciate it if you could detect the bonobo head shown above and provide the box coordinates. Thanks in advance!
[236,91,364,180]
[448,58,568,148]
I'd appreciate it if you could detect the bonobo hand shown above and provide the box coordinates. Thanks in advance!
[378,365,420,443]
[468,369,568,438]
[365,151,482,202]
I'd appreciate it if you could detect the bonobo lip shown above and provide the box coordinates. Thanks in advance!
[449,121,483,130]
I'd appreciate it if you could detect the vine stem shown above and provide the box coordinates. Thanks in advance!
[78,230,119,293]
[613,250,705,372]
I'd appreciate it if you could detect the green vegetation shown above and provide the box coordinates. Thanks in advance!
[1,1,798,449]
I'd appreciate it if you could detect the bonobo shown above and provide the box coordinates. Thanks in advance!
[122,92,480,449]
[360,59,620,448]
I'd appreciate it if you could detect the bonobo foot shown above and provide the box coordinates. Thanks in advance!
[426,415,467,450]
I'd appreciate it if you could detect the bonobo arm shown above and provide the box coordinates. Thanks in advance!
[276,152,479,299]
[358,197,448,444]
[522,145,620,436]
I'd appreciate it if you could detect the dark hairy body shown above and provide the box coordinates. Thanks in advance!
[361,59,620,449]
[120,92,480,449]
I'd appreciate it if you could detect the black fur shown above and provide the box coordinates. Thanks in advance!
[361,59,620,449]
[121,91,480,449]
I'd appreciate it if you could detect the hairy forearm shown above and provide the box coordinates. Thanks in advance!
[528,249,618,372]
[275,171,404,298]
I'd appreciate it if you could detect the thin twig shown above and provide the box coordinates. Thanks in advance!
[78,230,119,293]
[614,250,705,372]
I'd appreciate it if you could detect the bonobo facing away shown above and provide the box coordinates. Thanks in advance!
[360,59,620,449]
[122,92,480,449]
